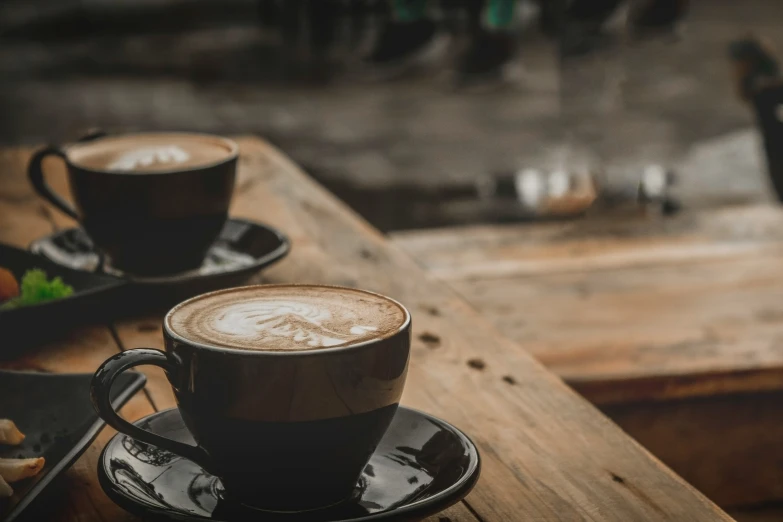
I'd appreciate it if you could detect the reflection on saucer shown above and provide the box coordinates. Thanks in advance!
[29,218,289,286]
[98,407,479,522]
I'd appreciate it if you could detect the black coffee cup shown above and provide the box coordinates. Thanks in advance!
[90,284,411,512]
[28,131,238,276]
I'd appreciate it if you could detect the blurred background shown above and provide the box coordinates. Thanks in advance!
[0,0,780,230]
[6,3,783,520]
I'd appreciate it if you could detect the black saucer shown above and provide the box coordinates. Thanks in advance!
[29,218,290,288]
[98,407,480,522]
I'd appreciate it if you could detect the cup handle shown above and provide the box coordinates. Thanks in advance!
[90,349,212,469]
[27,145,78,219]
[27,130,107,220]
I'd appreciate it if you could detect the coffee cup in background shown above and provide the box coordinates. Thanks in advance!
[28,132,238,276]
[90,284,411,511]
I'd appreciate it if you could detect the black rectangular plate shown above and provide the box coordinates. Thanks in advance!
[0,369,146,521]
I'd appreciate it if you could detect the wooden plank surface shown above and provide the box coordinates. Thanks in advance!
[390,206,783,280]
[391,206,783,404]
[391,206,783,507]
[1,140,732,521]
[600,391,783,507]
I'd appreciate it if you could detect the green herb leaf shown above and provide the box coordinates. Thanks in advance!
[0,269,74,310]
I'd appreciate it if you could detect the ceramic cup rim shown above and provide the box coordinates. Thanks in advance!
[63,131,240,176]
[163,283,412,357]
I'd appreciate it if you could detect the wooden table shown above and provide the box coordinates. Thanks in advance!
[0,139,731,521]
[392,204,783,511]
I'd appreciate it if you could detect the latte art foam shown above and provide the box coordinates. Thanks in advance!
[167,285,407,352]
[107,145,191,171]
[67,133,236,173]
[213,300,379,348]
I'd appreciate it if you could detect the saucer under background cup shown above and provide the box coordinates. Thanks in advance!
[28,218,290,307]
[98,407,480,522]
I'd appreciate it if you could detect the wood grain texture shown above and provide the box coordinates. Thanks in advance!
[601,392,783,507]
[445,253,783,404]
[113,137,730,521]
[391,205,783,280]
[391,206,783,404]
[391,205,783,507]
[3,141,732,520]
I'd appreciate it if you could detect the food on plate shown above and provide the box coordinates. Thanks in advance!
[0,421,45,498]
[0,268,19,302]
[0,475,11,498]
[0,269,74,310]
[0,420,24,445]
[0,458,45,484]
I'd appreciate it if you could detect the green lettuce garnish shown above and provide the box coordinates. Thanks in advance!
[0,269,74,310]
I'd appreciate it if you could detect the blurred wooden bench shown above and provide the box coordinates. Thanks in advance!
[392,203,783,510]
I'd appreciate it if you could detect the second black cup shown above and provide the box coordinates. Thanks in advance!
[28,132,238,276]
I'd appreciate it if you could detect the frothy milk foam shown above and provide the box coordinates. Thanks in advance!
[67,133,236,173]
[167,285,408,351]
[107,145,192,171]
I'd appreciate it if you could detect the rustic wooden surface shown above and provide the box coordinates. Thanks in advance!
[0,139,732,521]
[391,206,783,507]
[600,391,783,507]
[390,205,783,404]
